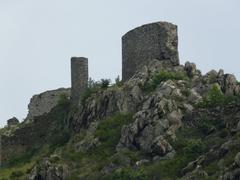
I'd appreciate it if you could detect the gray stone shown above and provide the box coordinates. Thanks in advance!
[235,152,240,167]
[122,21,179,81]
[71,57,88,106]
[74,122,100,153]
[185,61,197,77]
[26,88,70,121]
[218,69,224,77]
[167,110,183,128]
[188,89,202,104]
[137,125,154,153]
[136,159,150,166]
[7,117,19,126]
[28,159,69,180]
[153,119,169,137]
[206,70,218,80]
[223,74,240,95]
[151,136,173,156]
[153,150,176,162]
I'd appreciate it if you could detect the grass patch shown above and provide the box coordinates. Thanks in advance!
[93,113,134,158]
[103,167,147,180]
[0,145,52,180]
[143,70,188,92]
[57,93,70,106]
[60,113,136,179]
[81,78,111,104]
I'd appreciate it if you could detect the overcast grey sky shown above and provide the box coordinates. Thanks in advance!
[0,0,240,126]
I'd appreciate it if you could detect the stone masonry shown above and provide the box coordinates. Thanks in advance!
[7,117,19,126]
[26,88,70,120]
[122,21,179,81]
[71,57,88,106]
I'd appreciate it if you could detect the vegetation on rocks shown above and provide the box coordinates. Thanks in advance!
[143,70,189,92]
[81,78,111,104]
[198,84,240,108]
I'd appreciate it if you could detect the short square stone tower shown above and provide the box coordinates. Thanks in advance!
[71,57,88,106]
[122,21,179,81]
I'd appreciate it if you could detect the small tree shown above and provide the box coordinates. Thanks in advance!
[58,93,70,106]
[115,75,123,87]
[198,84,224,107]
[100,79,111,89]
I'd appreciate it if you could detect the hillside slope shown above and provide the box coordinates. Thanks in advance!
[1,59,240,180]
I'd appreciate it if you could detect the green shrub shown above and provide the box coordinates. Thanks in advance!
[101,79,111,89]
[219,129,229,138]
[198,122,214,135]
[81,78,111,104]
[183,139,205,157]
[198,84,240,108]
[6,146,39,167]
[115,76,123,87]
[10,170,24,179]
[94,113,134,157]
[104,167,147,180]
[145,154,190,179]
[198,84,225,108]
[58,93,70,106]
[144,71,188,92]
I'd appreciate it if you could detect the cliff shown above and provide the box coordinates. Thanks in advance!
[1,22,240,180]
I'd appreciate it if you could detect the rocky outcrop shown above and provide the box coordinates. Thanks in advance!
[117,79,192,156]
[69,80,144,132]
[28,158,69,180]
[116,60,201,158]
[26,88,70,121]
[2,21,240,179]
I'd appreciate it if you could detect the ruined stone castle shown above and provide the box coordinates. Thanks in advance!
[25,21,179,117]
[69,21,179,103]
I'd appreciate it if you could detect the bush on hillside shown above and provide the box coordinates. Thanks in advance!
[81,78,111,104]
[144,70,188,92]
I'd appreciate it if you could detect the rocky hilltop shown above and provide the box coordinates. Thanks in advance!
[1,22,240,180]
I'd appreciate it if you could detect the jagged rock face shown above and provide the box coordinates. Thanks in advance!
[69,85,144,132]
[2,22,240,179]
[180,104,240,179]
[122,21,179,81]
[26,88,70,121]
[222,74,240,95]
[116,80,192,156]
[184,61,198,78]
[69,58,240,159]
[28,158,69,180]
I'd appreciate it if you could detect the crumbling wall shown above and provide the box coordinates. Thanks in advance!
[122,21,179,81]
[26,88,70,120]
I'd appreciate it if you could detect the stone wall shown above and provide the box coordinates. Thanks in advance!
[71,57,88,106]
[1,104,69,164]
[122,21,179,81]
[26,88,70,120]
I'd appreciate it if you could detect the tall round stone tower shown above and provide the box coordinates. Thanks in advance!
[122,21,179,81]
[71,57,88,106]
